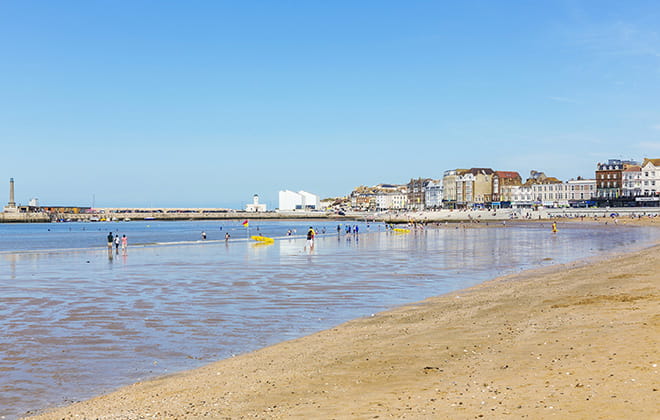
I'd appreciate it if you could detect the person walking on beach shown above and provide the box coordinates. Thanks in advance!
[225,232,230,241]
[107,232,114,259]
[305,226,315,252]
[114,234,120,255]
[121,234,128,255]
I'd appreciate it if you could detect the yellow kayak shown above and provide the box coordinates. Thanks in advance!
[393,228,410,233]
[251,235,275,243]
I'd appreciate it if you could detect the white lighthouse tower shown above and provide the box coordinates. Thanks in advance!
[245,194,267,212]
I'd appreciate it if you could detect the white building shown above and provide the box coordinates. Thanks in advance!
[424,180,443,209]
[511,179,596,208]
[375,191,408,210]
[279,190,300,211]
[640,158,660,197]
[245,194,267,212]
[565,179,596,203]
[278,190,320,211]
[510,185,534,208]
[298,190,320,209]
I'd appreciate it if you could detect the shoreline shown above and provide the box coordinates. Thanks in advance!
[4,206,660,224]
[25,226,660,419]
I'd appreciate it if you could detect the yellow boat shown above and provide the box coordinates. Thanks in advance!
[251,235,275,243]
[393,228,411,233]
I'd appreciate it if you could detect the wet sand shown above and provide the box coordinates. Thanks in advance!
[27,228,660,419]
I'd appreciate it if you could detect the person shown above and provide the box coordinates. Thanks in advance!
[551,221,558,233]
[106,232,114,259]
[114,234,120,254]
[305,226,315,251]
[337,225,341,234]
[225,232,230,241]
[201,231,206,240]
[121,234,128,255]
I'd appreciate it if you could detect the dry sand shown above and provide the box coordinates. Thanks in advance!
[27,228,660,419]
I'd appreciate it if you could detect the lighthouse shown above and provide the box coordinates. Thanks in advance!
[4,178,17,213]
[245,194,267,212]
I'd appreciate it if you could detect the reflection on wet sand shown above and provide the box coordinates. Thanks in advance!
[0,224,657,419]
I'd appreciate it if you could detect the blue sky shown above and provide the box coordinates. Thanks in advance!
[1,1,659,208]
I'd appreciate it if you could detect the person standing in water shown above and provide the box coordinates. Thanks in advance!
[121,234,128,255]
[114,234,120,255]
[305,226,315,252]
[107,232,114,259]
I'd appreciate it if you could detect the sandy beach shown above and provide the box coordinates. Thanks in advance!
[26,226,660,419]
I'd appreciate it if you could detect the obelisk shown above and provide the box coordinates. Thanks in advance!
[8,178,16,207]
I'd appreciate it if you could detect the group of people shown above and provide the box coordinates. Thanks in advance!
[337,224,360,235]
[106,232,128,257]
[107,224,365,257]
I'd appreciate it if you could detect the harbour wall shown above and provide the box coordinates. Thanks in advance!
[0,212,50,223]
[2,207,658,224]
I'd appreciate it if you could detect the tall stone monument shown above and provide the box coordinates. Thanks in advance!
[4,178,17,212]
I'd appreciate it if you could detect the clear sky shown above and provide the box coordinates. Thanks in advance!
[1,1,659,209]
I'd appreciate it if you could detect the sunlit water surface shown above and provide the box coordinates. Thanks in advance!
[0,220,657,418]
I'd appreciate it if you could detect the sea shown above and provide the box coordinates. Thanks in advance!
[0,219,658,419]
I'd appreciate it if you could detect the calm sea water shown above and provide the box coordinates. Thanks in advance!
[0,220,657,419]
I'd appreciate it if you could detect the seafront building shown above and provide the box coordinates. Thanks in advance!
[455,168,495,208]
[349,185,378,210]
[640,158,660,198]
[565,178,597,205]
[492,171,522,207]
[278,190,320,211]
[350,184,407,211]
[622,165,643,198]
[509,171,560,208]
[442,169,466,208]
[407,178,432,210]
[595,159,638,199]
[376,189,408,210]
[245,194,267,212]
[424,180,443,209]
